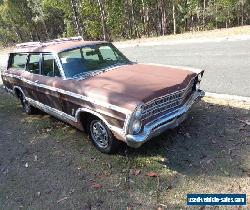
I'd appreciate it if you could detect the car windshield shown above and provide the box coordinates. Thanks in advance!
[59,43,130,79]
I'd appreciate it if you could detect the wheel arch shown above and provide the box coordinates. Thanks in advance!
[13,86,25,99]
[76,108,113,132]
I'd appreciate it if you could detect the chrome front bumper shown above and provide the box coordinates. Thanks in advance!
[126,90,205,148]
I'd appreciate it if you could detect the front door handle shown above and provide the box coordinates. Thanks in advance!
[35,80,40,83]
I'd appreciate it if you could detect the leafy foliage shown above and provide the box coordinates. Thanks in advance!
[0,0,249,45]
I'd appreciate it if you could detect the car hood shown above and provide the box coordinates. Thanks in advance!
[76,63,197,111]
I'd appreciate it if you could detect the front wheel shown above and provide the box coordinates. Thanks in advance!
[89,118,119,154]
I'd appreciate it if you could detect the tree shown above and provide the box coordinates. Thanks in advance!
[0,0,249,46]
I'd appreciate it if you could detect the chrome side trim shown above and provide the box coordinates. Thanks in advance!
[4,83,128,137]
[27,97,76,122]
[26,97,126,137]
[3,72,132,134]
[2,72,131,115]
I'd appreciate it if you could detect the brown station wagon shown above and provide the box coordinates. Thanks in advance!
[1,36,205,153]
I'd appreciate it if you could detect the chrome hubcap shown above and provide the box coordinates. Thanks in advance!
[91,121,109,149]
[21,98,29,112]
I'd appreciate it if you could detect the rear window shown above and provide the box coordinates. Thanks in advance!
[26,54,40,74]
[42,54,61,77]
[9,53,28,70]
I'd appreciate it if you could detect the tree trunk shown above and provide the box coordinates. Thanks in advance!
[97,0,109,40]
[71,0,82,36]
[160,0,167,35]
[184,0,188,31]
[172,1,176,34]
[14,26,24,42]
[146,6,150,36]
[215,2,218,29]
[191,14,194,32]
[203,0,206,30]
[130,0,140,38]
[141,0,146,35]
[241,2,244,26]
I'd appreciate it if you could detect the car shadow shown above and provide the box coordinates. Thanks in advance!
[122,99,250,178]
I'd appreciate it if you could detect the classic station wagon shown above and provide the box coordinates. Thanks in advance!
[1,36,204,153]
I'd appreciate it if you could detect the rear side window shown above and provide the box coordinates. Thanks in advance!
[9,53,28,70]
[42,54,61,77]
[27,54,41,74]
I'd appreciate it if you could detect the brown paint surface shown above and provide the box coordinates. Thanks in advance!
[68,63,196,110]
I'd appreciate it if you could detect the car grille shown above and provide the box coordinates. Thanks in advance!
[142,78,195,120]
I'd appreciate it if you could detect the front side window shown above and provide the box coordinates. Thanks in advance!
[42,54,61,77]
[27,54,40,74]
[9,53,28,70]
[59,43,130,78]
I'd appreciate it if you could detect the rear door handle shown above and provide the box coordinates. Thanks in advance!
[35,80,40,83]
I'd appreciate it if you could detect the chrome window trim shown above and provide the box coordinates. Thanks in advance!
[53,52,67,79]
[57,43,130,80]
[8,53,29,71]
[41,53,62,78]
[26,53,42,75]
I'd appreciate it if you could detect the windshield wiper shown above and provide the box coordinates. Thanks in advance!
[72,63,127,80]
[72,72,87,79]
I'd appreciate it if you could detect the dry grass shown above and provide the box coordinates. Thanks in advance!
[114,26,250,45]
[0,86,249,209]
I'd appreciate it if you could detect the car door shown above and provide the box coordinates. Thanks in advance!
[19,53,42,102]
[33,53,63,111]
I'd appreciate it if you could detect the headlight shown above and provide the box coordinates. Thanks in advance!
[134,105,143,119]
[132,120,142,134]
[198,73,202,81]
[128,104,144,134]
[196,82,200,90]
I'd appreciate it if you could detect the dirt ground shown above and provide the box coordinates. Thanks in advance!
[0,85,249,210]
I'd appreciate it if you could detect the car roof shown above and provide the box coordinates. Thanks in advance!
[13,38,108,54]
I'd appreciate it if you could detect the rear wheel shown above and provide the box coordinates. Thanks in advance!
[19,93,36,115]
[88,118,119,154]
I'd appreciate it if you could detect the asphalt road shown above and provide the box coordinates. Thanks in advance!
[117,39,250,97]
[1,40,249,97]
